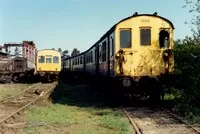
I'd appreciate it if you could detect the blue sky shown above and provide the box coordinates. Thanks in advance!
[0,0,193,53]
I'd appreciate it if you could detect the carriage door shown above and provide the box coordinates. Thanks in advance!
[109,35,114,76]
[159,29,171,72]
[95,45,99,74]
[159,29,170,48]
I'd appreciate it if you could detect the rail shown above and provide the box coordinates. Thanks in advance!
[0,81,58,130]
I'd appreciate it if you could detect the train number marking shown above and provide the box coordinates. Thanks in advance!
[141,19,150,23]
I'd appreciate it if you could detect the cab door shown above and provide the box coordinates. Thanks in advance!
[116,29,136,76]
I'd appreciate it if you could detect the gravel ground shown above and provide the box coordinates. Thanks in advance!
[125,107,200,134]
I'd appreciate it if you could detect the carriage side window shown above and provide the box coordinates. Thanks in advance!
[88,53,90,63]
[38,56,45,63]
[91,51,93,63]
[86,54,88,63]
[89,52,91,63]
[120,29,131,48]
[80,56,83,64]
[94,48,98,62]
[140,28,151,46]
[77,57,80,65]
[111,37,114,56]
[90,52,91,63]
[92,50,95,62]
[99,45,102,61]
[46,55,52,63]
[102,41,107,62]
[65,60,68,66]
[53,56,59,63]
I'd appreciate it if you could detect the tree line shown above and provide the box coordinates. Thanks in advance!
[52,48,80,58]
[169,0,200,121]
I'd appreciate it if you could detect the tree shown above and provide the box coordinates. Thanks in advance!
[62,50,69,56]
[71,48,80,57]
[58,48,62,53]
[184,0,200,44]
[52,48,55,50]
[62,50,70,58]
[63,50,69,54]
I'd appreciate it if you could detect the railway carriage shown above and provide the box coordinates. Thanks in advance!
[62,12,175,101]
[36,49,61,82]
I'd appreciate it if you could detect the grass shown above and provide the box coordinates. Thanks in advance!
[22,83,134,134]
[164,88,200,125]
[23,105,132,134]
[193,116,200,124]
[0,84,31,100]
[164,93,176,100]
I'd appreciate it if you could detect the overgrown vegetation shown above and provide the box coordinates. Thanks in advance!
[167,0,200,123]
[23,104,132,134]
[22,84,133,134]
[171,42,200,122]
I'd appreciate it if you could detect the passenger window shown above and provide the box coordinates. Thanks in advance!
[95,49,97,62]
[53,56,59,63]
[111,37,114,56]
[140,29,151,46]
[39,56,45,63]
[80,56,82,64]
[99,45,102,61]
[46,55,52,63]
[102,41,107,62]
[92,51,94,62]
[86,54,88,63]
[120,29,131,48]
[91,51,93,62]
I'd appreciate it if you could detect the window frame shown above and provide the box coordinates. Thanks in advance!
[46,55,52,63]
[119,28,132,48]
[53,56,59,64]
[38,55,45,63]
[140,27,151,46]
[102,40,107,62]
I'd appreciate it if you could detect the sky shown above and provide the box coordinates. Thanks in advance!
[0,0,194,53]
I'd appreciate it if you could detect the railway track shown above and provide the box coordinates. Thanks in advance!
[0,81,58,133]
[0,83,42,102]
[122,106,200,134]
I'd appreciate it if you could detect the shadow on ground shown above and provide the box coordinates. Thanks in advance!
[50,81,173,109]
[49,71,176,109]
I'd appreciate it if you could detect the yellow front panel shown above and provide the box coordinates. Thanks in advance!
[36,50,61,72]
[114,16,174,77]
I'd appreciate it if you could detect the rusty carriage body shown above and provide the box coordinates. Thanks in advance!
[63,12,175,100]
[0,56,35,83]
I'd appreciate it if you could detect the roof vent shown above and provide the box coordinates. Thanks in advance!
[153,12,158,16]
[133,12,138,16]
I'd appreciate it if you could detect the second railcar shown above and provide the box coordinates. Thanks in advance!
[36,49,61,82]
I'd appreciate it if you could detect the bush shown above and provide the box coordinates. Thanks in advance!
[174,43,200,107]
